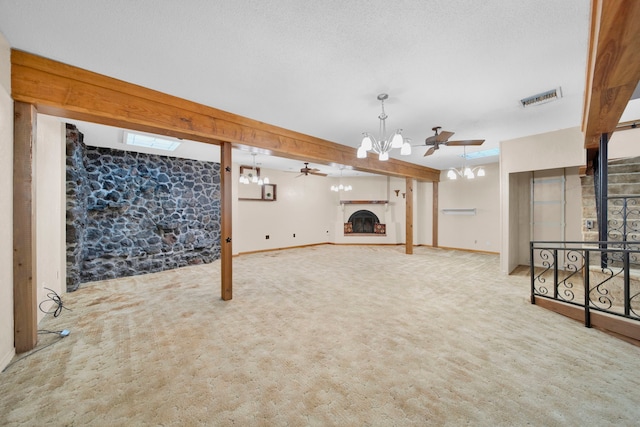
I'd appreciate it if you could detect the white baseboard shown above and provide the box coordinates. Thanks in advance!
[0,347,15,372]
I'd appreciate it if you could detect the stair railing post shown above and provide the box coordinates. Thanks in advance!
[624,245,631,317]
[584,247,591,327]
[598,133,609,268]
[530,241,536,305]
[622,197,628,242]
[553,248,558,299]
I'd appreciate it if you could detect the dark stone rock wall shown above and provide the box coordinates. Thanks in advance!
[65,125,221,290]
[66,124,89,291]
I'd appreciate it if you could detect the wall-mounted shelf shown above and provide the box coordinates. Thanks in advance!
[442,208,476,215]
[340,200,388,204]
[239,184,277,201]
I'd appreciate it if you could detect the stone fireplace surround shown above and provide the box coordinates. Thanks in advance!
[65,124,222,291]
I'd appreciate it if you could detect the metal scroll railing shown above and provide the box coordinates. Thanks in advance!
[530,240,640,326]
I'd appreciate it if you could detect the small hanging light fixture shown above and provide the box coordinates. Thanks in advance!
[239,152,269,185]
[447,146,485,180]
[357,93,412,161]
[330,167,353,192]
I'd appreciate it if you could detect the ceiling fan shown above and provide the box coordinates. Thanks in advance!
[297,162,327,177]
[422,126,485,157]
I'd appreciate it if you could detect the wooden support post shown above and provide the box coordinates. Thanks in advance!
[432,181,439,248]
[220,141,233,300]
[405,177,413,254]
[13,101,38,353]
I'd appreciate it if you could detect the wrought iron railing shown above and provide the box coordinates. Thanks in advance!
[530,240,640,326]
[607,195,640,242]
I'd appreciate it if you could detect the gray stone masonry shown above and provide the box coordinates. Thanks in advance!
[65,124,221,290]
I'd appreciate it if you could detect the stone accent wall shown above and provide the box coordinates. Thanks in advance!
[66,124,89,291]
[65,124,221,290]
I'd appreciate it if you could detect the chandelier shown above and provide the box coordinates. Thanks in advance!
[357,93,412,161]
[447,146,485,180]
[330,167,353,192]
[239,153,269,185]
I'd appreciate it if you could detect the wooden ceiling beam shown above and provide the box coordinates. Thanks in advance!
[11,49,439,182]
[582,0,640,150]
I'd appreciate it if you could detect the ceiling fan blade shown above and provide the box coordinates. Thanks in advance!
[309,171,327,177]
[446,139,485,146]
[435,130,455,143]
[424,146,436,157]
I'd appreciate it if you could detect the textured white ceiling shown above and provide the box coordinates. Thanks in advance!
[0,0,594,175]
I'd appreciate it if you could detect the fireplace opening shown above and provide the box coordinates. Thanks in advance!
[344,210,386,235]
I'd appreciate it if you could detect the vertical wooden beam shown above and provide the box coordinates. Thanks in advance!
[432,181,439,248]
[13,101,38,353]
[405,177,413,254]
[220,141,233,300]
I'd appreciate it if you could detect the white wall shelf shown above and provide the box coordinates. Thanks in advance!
[442,208,476,215]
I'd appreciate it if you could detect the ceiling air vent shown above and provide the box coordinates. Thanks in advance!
[520,87,562,108]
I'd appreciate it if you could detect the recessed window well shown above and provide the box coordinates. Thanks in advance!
[124,131,181,151]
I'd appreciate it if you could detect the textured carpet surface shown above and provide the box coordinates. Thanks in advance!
[1,245,639,426]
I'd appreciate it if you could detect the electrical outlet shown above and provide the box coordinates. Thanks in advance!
[585,219,594,229]
[265,235,269,239]
[293,233,296,237]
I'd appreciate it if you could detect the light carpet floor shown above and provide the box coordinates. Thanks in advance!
[1,245,639,426]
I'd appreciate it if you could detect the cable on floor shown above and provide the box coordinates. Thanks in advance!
[1,288,74,372]
[38,287,72,317]
[1,334,67,373]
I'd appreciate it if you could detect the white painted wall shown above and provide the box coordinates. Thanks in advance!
[608,127,640,159]
[415,180,434,246]
[438,162,500,253]
[35,115,65,322]
[234,167,335,253]
[332,175,408,245]
[512,171,531,267]
[501,127,640,273]
[512,167,583,266]
[234,170,420,252]
[0,31,15,370]
[234,162,501,253]
[500,127,585,274]
[0,77,66,371]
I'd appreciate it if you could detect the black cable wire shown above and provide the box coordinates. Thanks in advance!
[38,287,72,317]
[1,338,64,373]
[2,289,73,372]
[38,329,64,335]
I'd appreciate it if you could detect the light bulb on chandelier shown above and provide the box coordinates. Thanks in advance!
[447,146,485,180]
[330,167,353,192]
[239,152,269,185]
[357,93,412,161]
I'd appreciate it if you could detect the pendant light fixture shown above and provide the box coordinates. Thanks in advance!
[447,146,485,180]
[330,167,353,192]
[239,153,269,185]
[357,93,412,161]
